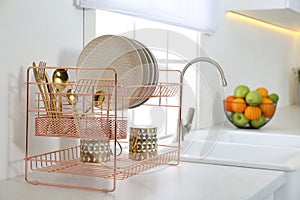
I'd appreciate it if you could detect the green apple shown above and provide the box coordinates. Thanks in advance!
[245,91,262,105]
[250,115,266,128]
[234,85,250,98]
[231,112,249,127]
[269,93,279,103]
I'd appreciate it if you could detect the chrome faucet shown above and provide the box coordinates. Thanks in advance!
[182,57,227,86]
[178,57,227,141]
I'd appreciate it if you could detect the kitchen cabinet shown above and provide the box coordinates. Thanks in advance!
[226,0,300,31]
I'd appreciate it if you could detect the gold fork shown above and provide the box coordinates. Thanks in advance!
[38,61,57,118]
[33,62,51,117]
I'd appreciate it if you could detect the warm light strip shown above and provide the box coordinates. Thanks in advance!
[227,11,300,36]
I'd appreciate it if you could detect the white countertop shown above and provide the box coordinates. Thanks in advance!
[1,106,297,200]
[0,162,285,200]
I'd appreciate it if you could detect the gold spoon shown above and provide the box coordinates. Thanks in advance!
[66,88,81,135]
[83,90,105,114]
[52,68,69,114]
[94,90,105,107]
[66,88,78,106]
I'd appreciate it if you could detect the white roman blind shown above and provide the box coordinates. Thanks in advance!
[75,0,224,35]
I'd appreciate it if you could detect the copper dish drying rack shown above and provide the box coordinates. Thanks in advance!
[25,66,182,192]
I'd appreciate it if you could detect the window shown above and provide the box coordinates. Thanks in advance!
[85,10,217,134]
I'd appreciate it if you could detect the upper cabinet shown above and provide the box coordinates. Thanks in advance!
[226,0,300,31]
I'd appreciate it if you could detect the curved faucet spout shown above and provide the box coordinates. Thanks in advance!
[182,57,227,87]
[176,57,227,142]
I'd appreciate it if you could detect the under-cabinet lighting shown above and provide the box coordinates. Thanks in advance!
[227,12,300,36]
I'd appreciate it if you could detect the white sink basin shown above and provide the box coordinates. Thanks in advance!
[181,129,300,200]
[181,141,300,171]
[196,130,300,149]
[188,129,300,149]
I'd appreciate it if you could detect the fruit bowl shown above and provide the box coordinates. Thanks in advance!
[223,100,277,129]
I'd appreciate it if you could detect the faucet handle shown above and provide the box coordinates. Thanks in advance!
[186,107,195,125]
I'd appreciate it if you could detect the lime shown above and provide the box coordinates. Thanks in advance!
[269,93,279,103]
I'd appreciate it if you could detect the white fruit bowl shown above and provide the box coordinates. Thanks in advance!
[223,100,277,129]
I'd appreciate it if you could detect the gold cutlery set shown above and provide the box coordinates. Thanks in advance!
[32,62,107,119]
[32,62,125,163]
[33,62,68,117]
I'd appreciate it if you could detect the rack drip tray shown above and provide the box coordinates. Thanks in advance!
[27,145,179,180]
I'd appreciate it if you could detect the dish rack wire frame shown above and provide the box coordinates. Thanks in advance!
[24,66,183,192]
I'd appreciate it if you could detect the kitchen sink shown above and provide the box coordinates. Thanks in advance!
[181,139,300,171]
[180,129,300,200]
[185,129,300,149]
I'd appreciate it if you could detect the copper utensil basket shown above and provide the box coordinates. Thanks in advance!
[35,116,127,139]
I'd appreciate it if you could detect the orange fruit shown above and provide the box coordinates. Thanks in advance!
[225,96,235,112]
[256,87,269,98]
[244,106,262,120]
[259,98,274,113]
[263,105,275,118]
[231,98,247,113]
[259,98,276,118]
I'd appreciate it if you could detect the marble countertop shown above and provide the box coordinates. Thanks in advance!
[0,162,285,200]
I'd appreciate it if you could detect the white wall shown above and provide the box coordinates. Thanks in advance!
[203,13,298,107]
[0,0,83,180]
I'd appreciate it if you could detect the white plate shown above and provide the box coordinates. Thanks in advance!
[120,36,150,108]
[76,35,144,110]
[129,39,159,108]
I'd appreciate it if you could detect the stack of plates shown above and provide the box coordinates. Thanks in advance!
[76,35,158,110]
